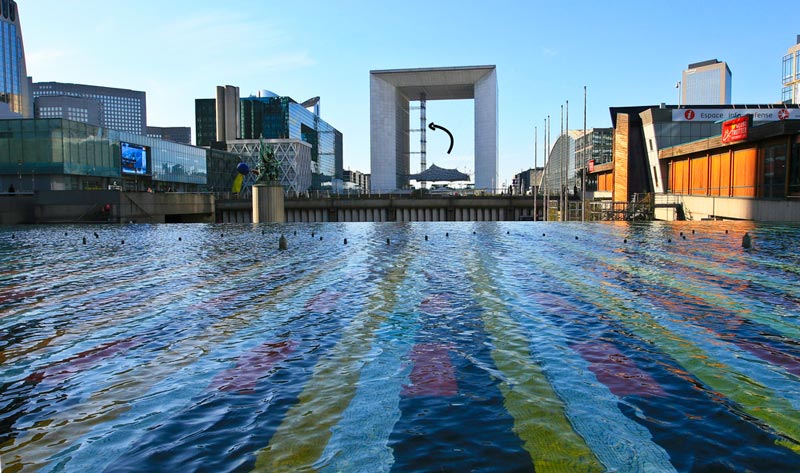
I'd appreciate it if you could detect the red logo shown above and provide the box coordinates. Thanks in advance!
[778,109,790,120]
[684,110,696,120]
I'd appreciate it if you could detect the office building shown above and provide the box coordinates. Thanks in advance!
[575,128,613,195]
[195,98,217,147]
[682,60,732,105]
[240,94,342,189]
[370,66,498,192]
[34,95,102,125]
[595,104,800,220]
[782,36,800,104]
[343,169,370,192]
[147,126,192,145]
[512,167,543,195]
[215,85,240,143]
[196,86,344,191]
[0,0,31,118]
[32,82,146,134]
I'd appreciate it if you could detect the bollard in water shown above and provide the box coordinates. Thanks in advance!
[742,232,752,249]
[279,235,288,250]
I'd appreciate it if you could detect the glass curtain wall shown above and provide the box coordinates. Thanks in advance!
[0,119,209,191]
[242,96,343,189]
[541,132,579,196]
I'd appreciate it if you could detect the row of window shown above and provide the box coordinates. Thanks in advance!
[0,22,20,97]
[783,51,800,84]
[33,89,143,105]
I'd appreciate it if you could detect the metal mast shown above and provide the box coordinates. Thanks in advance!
[582,86,587,222]
[420,92,427,178]
[560,104,564,221]
[534,125,538,220]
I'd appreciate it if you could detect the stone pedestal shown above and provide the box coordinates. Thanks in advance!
[252,182,285,223]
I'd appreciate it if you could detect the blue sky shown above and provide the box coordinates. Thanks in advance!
[21,0,792,186]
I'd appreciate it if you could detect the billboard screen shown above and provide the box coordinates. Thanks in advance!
[121,142,149,175]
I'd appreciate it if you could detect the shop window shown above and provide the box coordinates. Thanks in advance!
[760,142,787,199]
[789,140,800,196]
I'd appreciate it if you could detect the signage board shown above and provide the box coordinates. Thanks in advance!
[672,108,800,122]
[721,115,750,143]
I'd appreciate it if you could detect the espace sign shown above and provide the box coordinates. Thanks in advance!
[673,108,800,122]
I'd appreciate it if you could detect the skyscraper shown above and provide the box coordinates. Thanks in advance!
[682,59,732,105]
[782,36,800,104]
[0,0,31,118]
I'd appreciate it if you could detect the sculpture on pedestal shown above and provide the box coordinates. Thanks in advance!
[254,140,280,185]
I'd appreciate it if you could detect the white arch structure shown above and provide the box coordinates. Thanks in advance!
[370,66,498,192]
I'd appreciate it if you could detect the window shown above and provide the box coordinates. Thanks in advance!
[784,53,795,84]
[761,142,787,199]
[783,86,794,104]
[796,51,800,81]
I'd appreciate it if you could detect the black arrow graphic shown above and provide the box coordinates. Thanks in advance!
[428,122,454,154]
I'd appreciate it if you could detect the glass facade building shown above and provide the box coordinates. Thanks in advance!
[195,98,217,147]
[682,60,732,105]
[241,96,343,189]
[782,37,800,104]
[575,128,613,166]
[541,131,582,196]
[0,0,30,117]
[0,119,207,192]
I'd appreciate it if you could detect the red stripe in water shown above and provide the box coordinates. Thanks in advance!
[403,344,458,397]
[736,340,800,376]
[26,337,144,384]
[573,342,665,398]
[210,340,297,394]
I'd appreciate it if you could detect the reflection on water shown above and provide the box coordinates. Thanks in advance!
[1,221,800,472]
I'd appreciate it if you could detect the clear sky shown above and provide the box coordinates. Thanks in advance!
[20,0,793,187]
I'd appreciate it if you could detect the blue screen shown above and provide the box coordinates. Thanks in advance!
[121,142,149,175]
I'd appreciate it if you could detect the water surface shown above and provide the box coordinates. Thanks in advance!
[1,221,799,472]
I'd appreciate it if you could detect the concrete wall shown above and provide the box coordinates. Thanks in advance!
[474,68,499,191]
[680,195,800,222]
[370,75,401,192]
[0,195,36,224]
[32,191,214,224]
[218,196,540,223]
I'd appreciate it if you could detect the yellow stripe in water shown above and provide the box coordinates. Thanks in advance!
[466,255,603,473]
[253,252,412,472]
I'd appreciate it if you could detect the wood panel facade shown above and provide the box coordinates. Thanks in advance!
[612,114,629,202]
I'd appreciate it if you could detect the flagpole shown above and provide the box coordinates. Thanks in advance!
[534,125,538,221]
[546,115,550,222]
[582,85,587,222]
